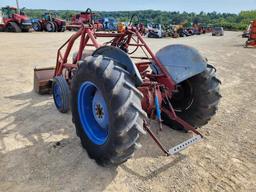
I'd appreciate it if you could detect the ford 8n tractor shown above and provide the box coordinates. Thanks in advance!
[34,11,221,166]
[0,6,31,32]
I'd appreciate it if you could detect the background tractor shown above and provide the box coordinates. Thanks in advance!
[0,6,31,32]
[32,12,66,32]
[147,23,166,38]
[97,17,117,31]
[212,26,224,36]
[66,9,103,31]
[34,10,221,166]
[245,20,256,48]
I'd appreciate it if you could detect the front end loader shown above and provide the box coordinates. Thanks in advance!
[34,11,221,166]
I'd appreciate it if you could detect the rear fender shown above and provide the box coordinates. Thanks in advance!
[156,44,207,84]
[93,46,143,86]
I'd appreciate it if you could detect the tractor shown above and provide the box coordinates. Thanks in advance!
[34,10,221,166]
[97,17,117,31]
[245,20,256,48]
[0,6,31,32]
[117,16,145,35]
[32,12,66,32]
[147,23,166,38]
[66,9,103,31]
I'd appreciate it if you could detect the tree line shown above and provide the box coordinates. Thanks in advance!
[24,9,256,30]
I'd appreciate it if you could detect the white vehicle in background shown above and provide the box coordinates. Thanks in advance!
[212,27,224,36]
[147,23,165,38]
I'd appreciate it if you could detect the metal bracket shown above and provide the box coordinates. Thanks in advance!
[168,135,203,155]
[143,95,204,156]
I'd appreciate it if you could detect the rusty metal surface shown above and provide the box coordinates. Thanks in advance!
[34,67,55,94]
[156,44,207,84]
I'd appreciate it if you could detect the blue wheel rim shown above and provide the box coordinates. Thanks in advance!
[78,82,109,145]
[33,23,39,31]
[53,82,62,109]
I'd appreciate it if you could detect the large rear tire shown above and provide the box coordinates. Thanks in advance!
[6,22,21,32]
[71,55,146,166]
[163,65,221,129]
[45,21,55,32]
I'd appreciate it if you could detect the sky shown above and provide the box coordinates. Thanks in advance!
[0,0,256,13]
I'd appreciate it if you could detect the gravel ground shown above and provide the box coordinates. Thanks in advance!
[0,31,255,192]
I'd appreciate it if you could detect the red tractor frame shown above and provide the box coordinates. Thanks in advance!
[34,13,221,166]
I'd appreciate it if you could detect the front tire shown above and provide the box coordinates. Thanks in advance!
[163,65,221,129]
[71,55,146,166]
[52,76,70,113]
[32,22,42,31]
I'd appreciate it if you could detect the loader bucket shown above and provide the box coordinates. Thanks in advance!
[34,67,55,95]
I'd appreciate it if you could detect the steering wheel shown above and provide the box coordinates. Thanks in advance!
[85,8,93,24]
[85,8,92,14]
[129,14,140,26]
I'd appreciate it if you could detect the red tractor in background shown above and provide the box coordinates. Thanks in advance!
[32,12,66,32]
[0,6,32,32]
[245,20,256,48]
[66,8,103,31]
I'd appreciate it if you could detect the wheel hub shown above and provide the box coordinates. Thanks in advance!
[95,104,104,119]
[46,23,53,31]
[171,80,194,112]
[92,90,108,129]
